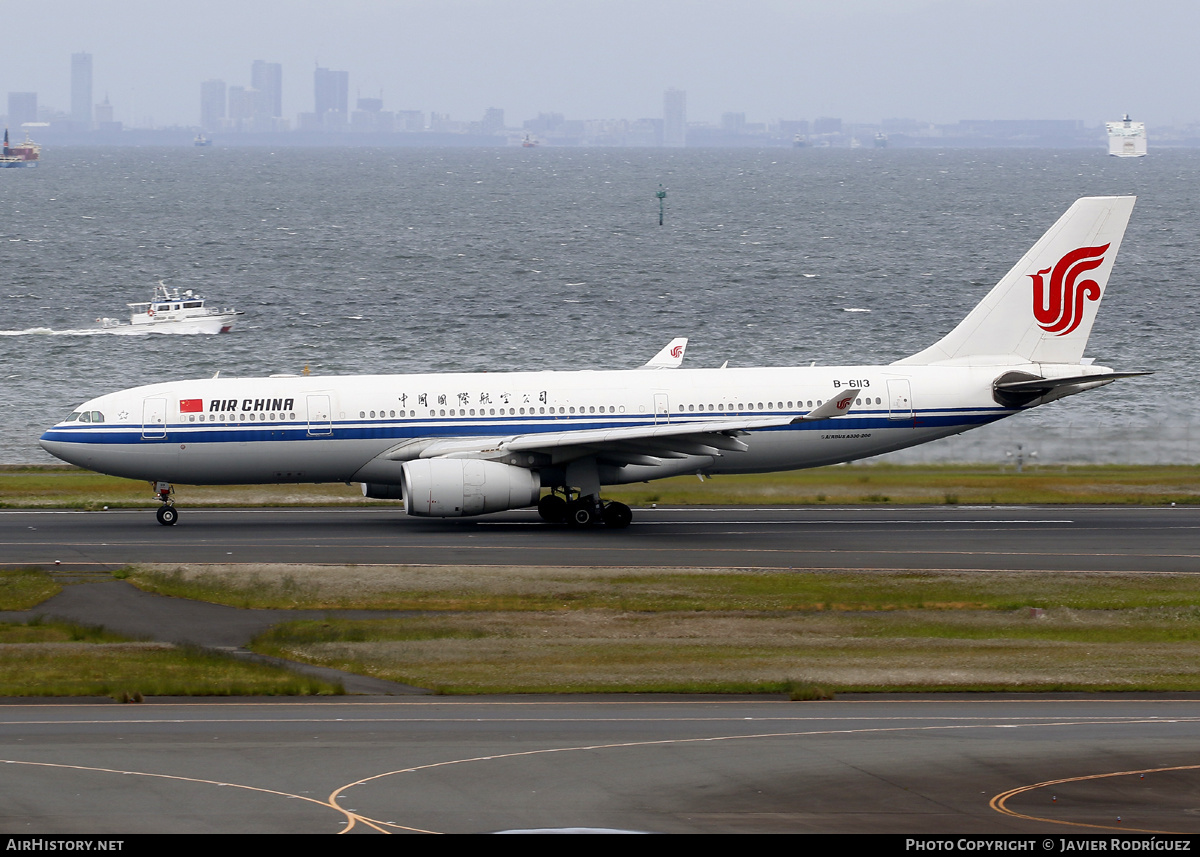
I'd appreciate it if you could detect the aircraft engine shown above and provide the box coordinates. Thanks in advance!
[402,458,541,517]
[360,482,405,500]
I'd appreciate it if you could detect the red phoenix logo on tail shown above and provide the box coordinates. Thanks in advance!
[669,345,684,358]
[1030,244,1109,337]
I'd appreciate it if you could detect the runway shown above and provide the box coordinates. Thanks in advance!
[4,505,1200,834]
[2,504,1199,573]
[3,695,1200,834]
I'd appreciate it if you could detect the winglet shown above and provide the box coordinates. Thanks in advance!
[641,337,688,369]
[793,388,860,422]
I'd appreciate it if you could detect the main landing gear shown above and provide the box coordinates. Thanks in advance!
[538,491,632,529]
[153,481,178,526]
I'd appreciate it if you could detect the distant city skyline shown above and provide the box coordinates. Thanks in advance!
[2,0,1198,131]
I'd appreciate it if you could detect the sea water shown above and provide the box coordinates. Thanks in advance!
[1,146,1196,465]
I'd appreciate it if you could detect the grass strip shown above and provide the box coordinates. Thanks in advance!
[0,617,127,643]
[123,565,1200,612]
[121,563,1200,694]
[250,611,1200,695]
[0,618,343,698]
[3,463,1200,508]
[0,569,61,610]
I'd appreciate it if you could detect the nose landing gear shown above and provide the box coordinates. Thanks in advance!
[152,481,178,526]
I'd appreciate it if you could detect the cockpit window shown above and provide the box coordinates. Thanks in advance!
[65,411,81,422]
[78,411,91,423]
[91,411,105,423]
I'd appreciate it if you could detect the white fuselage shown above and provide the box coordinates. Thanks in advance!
[39,362,1028,488]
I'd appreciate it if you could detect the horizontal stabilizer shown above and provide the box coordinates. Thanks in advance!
[994,371,1152,394]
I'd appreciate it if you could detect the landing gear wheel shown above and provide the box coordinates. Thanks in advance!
[567,501,595,527]
[156,505,178,526]
[538,494,568,524]
[602,501,632,529]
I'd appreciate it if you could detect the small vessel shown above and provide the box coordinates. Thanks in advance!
[1,128,40,167]
[521,134,539,148]
[793,133,808,148]
[874,132,888,148]
[1106,114,1147,157]
[122,282,242,334]
[194,133,213,147]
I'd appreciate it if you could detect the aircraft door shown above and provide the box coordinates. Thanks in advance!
[887,379,913,421]
[653,393,670,424]
[307,394,333,436]
[141,398,167,439]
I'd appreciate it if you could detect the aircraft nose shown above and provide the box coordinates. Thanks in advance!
[39,433,66,460]
[39,429,80,466]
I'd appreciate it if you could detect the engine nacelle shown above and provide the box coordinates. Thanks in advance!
[402,458,540,517]
[360,482,405,500]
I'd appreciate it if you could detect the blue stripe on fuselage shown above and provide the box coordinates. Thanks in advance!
[39,407,1014,447]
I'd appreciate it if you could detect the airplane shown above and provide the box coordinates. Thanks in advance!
[40,195,1146,528]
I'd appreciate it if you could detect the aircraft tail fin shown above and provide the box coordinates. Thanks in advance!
[895,196,1135,367]
[641,337,688,369]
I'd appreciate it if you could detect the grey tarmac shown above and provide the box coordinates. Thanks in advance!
[2,695,1200,834]
[2,504,1200,573]
[3,505,1200,834]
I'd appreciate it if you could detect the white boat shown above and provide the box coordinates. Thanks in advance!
[1106,114,1147,157]
[121,282,242,334]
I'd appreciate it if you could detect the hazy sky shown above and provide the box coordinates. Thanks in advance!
[4,0,1198,128]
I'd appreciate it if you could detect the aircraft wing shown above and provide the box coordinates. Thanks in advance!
[383,393,858,467]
